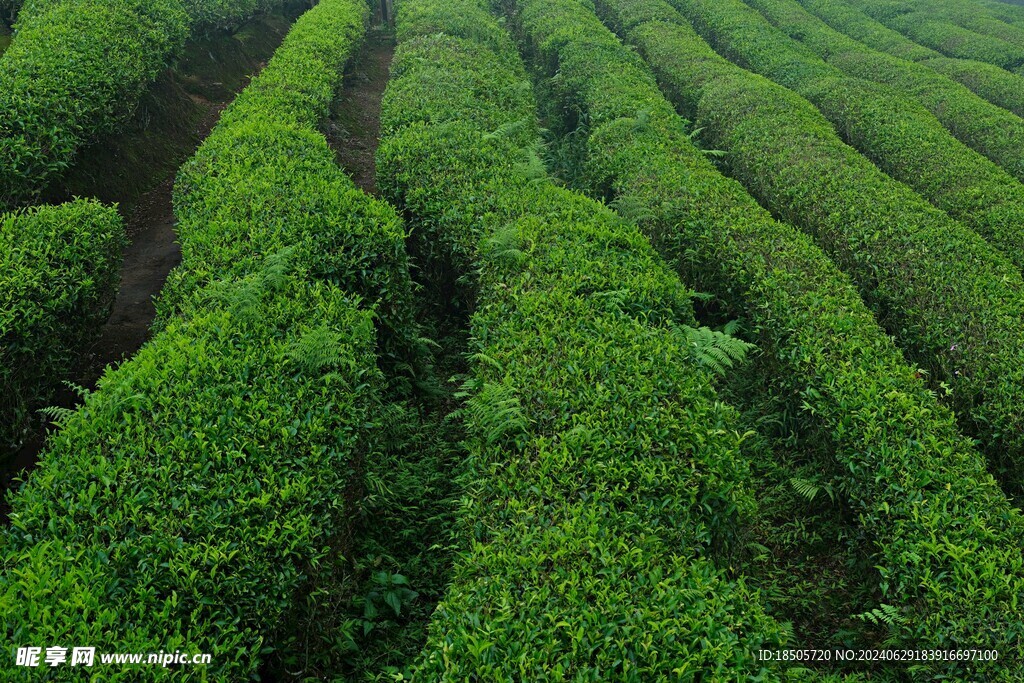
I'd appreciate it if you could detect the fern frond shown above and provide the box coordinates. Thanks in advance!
[60,380,92,401]
[609,194,656,227]
[464,382,528,445]
[790,477,821,503]
[38,404,77,428]
[484,117,531,142]
[258,247,296,292]
[686,125,726,158]
[417,336,443,350]
[286,325,348,375]
[468,353,504,372]
[631,109,652,132]
[482,223,528,268]
[680,325,755,377]
[721,319,745,337]
[852,603,907,627]
[590,288,630,314]
[448,374,481,423]
[515,143,548,183]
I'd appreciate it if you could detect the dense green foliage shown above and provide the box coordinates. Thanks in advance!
[525,0,1024,675]
[0,199,124,455]
[980,0,1024,28]
[0,0,188,205]
[629,0,1024,501]
[899,0,1024,50]
[922,55,1024,117]
[1,264,397,681]
[181,0,288,30]
[7,0,1024,678]
[660,0,1024,276]
[378,0,797,677]
[734,0,1024,186]
[847,0,1024,69]
[2,0,285,29]
[1,0,426,678]
[795,0,1024,119]
[166,0,425,388]
[0,0,294,207]
[797,0,938,60]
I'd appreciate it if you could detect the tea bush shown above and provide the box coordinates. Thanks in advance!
[0,0,187,206]
[378,0,794,676]
[0,0,295,207]
[795,0,1024,119]
[891,0,1024,50]
[1,0,417,677]
[0,199,124,455]
[847,0,1024,69]
[166,0,424,387]
[527,0,1024,676]
[642,0,1024,483]
[739,0,1024,185]
[1,264,397,681]
[688,0,1024,276]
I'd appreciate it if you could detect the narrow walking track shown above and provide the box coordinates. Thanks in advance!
[292,27,469,680]
[0,13,300,520]
[326,27,395,193]
[93,180,183,369]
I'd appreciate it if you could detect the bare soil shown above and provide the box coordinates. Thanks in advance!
[325,28,396,194]
[1,9,304,517]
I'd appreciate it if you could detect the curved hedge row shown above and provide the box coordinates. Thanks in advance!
[906,0,1024,50]
[0,199,124,456]
[645,0,1024,498]
[738,0,1024,189]
[846,0,1024,69]
[795,0,1024,115]
[165,0,423,387]
[981,0,1024,29]
[669,0,1024,276]
[795,0,1024,119]
[0,0,294,207]
[378,0,794,677]
[541,0,1024,674]
[923,56,1024,118]
[1,265,396,681]
[6,0,285,31]
[797,0,938,60]
[2,0,414,678]
[0,0,188,206]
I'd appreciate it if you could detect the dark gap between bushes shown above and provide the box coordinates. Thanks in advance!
[258,29,469,681]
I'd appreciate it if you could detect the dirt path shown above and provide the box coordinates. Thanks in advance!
[0,13,298,518]
[80,100,227,378]
[326,28,395,193]
[0,18,10,56]
[2,13,392,517]
[90,183,182,369]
